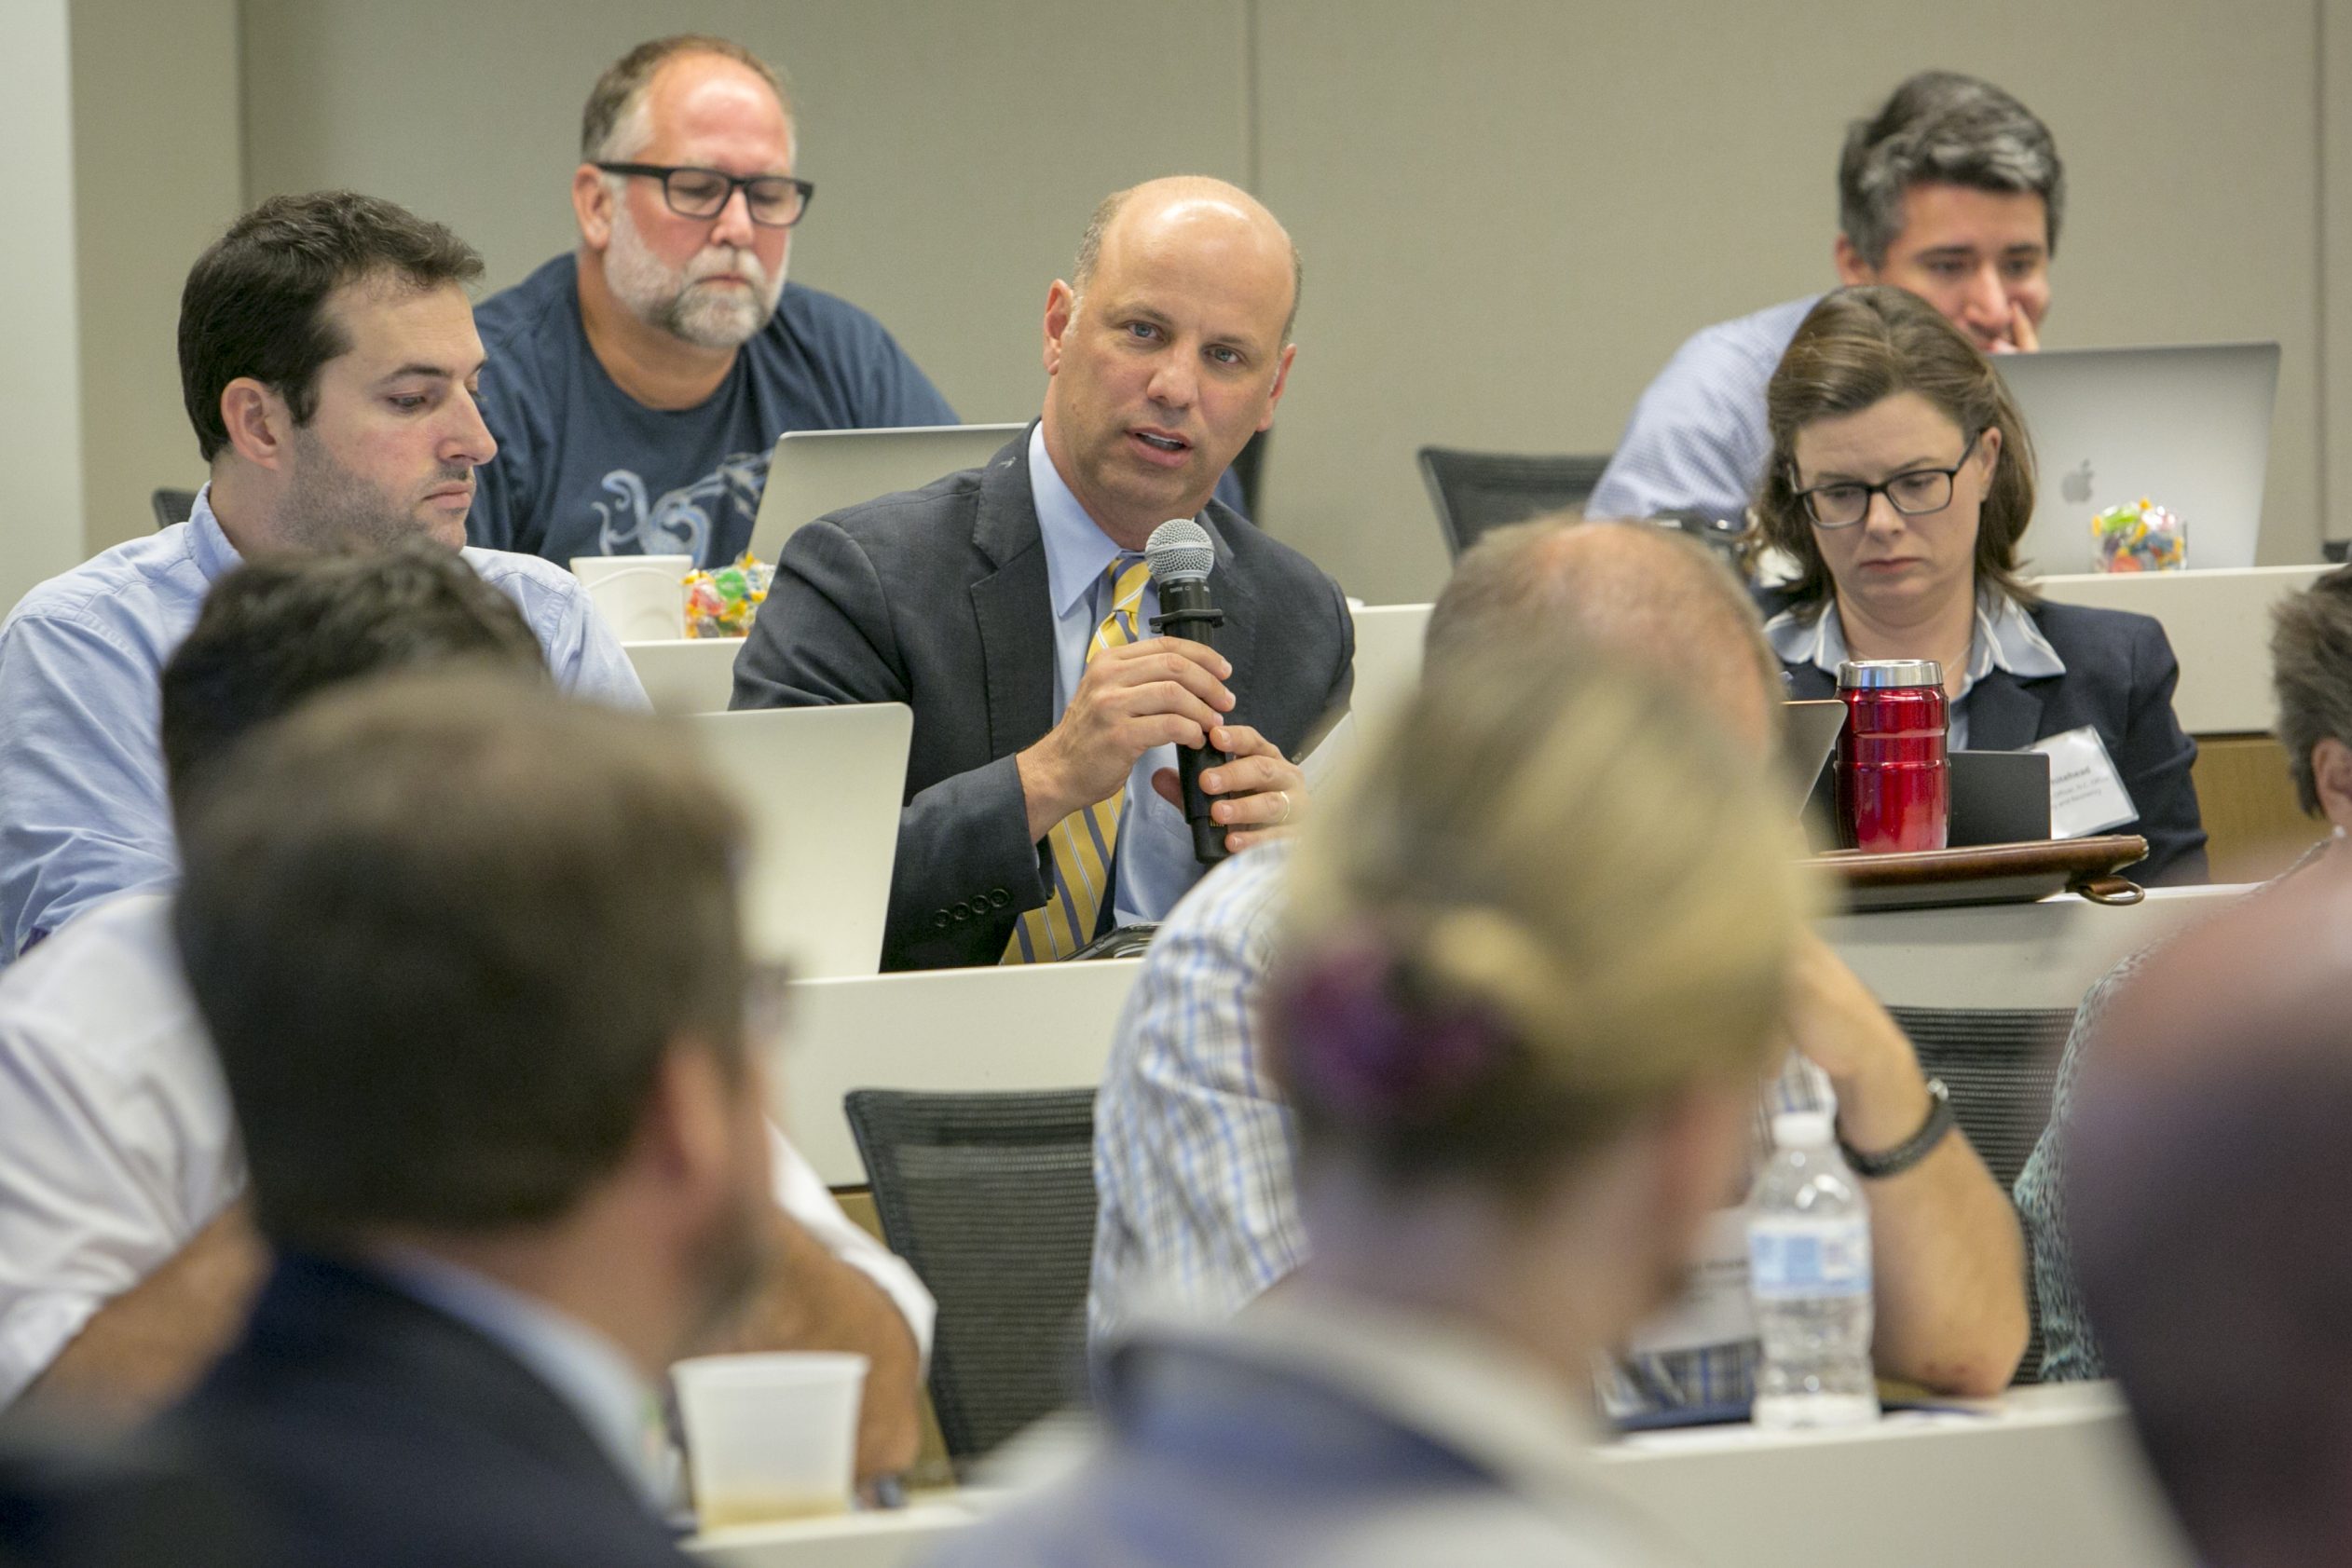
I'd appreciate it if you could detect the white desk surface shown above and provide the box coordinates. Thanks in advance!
[686,1384,2190,1568]
[2031,564,2324,734]
[776,887,2244,1185]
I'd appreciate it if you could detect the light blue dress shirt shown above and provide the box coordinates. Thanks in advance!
[0,485,649,962]
[1588,294,1821,525]
[1026,426,1209,930]
[1763,589,2067,749]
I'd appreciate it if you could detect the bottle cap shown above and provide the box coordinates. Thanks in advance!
[1771,1110,1836,1149]
[1837,659,1942,690]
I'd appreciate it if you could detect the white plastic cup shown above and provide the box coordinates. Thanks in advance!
[671,1351,868,1529]
[571,554,691,641]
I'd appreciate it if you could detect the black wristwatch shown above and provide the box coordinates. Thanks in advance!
[1839,1078,1954,1179]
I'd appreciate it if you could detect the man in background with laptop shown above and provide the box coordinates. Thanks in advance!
[467,34,956,568]
[1589,70,2064,525]
[1092,518,2031,1409]
[734,176,1353,972]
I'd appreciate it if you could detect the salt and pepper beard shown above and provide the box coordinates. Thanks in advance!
[604,190,788,351]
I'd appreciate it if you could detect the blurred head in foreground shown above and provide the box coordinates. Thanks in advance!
[171,674,776,1372]
[1265,623,1809,1375]
[2069,858,2352,1568]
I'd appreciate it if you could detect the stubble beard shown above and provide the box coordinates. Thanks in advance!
[280,425,463,550]
[606,198,786,352]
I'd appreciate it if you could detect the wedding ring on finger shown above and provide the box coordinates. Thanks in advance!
[1273,789,1293,825]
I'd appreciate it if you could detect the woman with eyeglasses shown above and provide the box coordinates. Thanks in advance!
[1755,285,2207,883]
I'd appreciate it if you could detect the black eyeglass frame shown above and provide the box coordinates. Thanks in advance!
[594,161,815,228]
[1790,428,1987,529]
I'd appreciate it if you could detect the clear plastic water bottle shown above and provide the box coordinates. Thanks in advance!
[1746,1109,1879,1428]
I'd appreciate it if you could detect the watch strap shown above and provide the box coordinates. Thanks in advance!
[1839,1077,1954,1179]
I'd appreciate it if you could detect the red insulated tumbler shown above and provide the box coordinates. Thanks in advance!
[1835,659,1949,853]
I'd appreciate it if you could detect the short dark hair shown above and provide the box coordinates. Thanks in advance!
[581,35,792,162]
[1756,285,2040,616]
[1839,71,2064,268]
[179,191,483,463]
[172,675,748,1245]
[2270,566,2352,815]
[158,539,545,820]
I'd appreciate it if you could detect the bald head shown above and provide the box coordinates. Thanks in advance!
[1427,520,1783,757]
[1040,176,1301,549]
[2067,851,2352,1568]
[1073,176,1302,343]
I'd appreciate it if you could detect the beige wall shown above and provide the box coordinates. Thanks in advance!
[239,0,1250,429]
[72,0,243,555]
[26,0,2332,605]
[1,0,89,618]
[2327,0,2352,549]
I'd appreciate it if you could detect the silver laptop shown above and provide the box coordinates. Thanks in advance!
[1347,602,1435,738]
[748,424,1028,561]
[623,637,742,716]
[686,705,912,976]
[1995,343,2279,575]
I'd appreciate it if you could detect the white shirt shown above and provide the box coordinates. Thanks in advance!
[0,892,934,1406]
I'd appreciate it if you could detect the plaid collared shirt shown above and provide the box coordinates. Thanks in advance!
[1089,840,1834,1417]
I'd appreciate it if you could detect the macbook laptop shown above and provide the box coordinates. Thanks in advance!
[686,704,912,976]
[1994,343,2279,575]
[623,637,742,716]
[1346,602,1436,738]
[748,424,1028,561]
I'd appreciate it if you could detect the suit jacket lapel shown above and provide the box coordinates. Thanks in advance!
[1197,503,1259,702]
[1962,670,2045,752]
[968,426,1057,759]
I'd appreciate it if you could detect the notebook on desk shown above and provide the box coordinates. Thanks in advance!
[686,704,912,976]
[748,424,1028,561]
[1994,342,2279,574]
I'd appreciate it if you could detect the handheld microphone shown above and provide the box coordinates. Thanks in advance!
[1145,518,1231,866]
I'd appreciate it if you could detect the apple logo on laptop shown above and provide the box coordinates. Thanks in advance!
[2060,460,2095,506]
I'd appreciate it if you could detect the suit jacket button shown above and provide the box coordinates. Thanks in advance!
[933,910,951,930]
[990,889,1011,908]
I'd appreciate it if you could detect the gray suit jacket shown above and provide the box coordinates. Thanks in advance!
[732,429,1354,970]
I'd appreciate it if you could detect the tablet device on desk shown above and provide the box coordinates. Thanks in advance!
[1949,749,2054,846]
[1783,701,1845,814]
[748,425,1027,561]
[686,704,912,976]
[1995,342,2278,574]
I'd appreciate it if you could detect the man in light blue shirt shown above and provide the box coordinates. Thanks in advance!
[1589,72,2064,525]
[0,191,646,963]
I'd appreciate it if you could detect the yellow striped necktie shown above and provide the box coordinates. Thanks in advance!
[1005,554,1154,963]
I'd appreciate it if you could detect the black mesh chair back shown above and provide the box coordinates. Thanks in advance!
[843,1087,1098,1463]
[151,489,198,531]
[1887,1005,2078,1384]
[1415,447,1612,557]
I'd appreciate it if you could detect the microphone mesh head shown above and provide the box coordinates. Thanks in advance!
[1146,519,1215,584]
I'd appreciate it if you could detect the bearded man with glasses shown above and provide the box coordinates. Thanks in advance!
[466,34,957,567]
[1757,286,2207,885]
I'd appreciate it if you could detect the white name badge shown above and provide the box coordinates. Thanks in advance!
[1624,1207,1757,1356]
[2030,726,2139,839]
